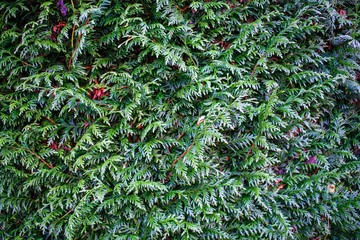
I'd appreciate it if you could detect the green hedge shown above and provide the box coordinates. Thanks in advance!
[1,0,360,239]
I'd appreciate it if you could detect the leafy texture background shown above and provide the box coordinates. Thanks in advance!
[1,0,360,239]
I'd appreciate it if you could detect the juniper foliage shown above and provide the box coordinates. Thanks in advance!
[1,0,360,239]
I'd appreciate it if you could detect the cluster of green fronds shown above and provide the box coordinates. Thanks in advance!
[1,0,360,239]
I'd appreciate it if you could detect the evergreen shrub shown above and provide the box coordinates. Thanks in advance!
[1,0,360,239]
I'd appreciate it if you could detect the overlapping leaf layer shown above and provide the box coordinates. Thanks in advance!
[1,0,360,239]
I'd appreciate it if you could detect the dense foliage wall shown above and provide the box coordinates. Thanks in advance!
[1,0,360,239]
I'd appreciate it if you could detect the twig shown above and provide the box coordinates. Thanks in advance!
[44,116,57,125]
[176,5,189,11]
[245,127,254,134]
[171,142,195,168]
[71,24,75,48]
[68,15,92,70]
[324,218,330,240]
[55,186,107,224]
[70,0,75,48]
[23,61,46,72]
[32,110,57,125]
[244,142,255,162]
[163,142,195,182]
[11,146,53,169]
[57,209,73,222]
[177,132,185,141]
[169,132,186,150]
